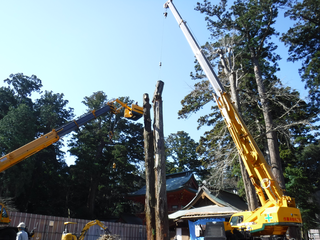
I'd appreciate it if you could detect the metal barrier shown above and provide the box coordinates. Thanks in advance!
[10,212,146,240]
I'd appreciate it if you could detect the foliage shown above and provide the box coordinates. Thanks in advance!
[0,87,17,120]
[281,0,320,106]
[67,92,144,219]
[0,76,145,219]
[165,131,204,177]
[23,91,73,215]
[285,142,320,232]
[4,73,42,106]
[0,74,73,215]
[180,0,318,217]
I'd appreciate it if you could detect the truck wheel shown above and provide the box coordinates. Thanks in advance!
[0,228,17,240]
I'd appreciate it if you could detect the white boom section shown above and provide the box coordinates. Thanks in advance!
[164,0,225,98]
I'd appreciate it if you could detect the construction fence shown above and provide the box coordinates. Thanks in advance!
[10,212,146,240]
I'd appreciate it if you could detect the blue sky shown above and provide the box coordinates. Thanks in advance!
[0,0,306,165]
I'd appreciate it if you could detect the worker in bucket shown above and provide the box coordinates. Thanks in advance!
[16,222,28,240]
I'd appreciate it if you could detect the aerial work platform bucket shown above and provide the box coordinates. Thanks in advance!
[124,104,143,121]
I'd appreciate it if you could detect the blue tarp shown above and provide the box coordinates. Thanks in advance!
[188,218,225,240]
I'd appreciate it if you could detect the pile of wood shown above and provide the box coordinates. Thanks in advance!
[97,234,121,240]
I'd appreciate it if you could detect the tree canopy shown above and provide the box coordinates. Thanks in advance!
[165,131,205,177]
[0,75,145,220]
[281,0,320,107]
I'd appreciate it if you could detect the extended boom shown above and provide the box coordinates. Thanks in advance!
[164,0,302,239]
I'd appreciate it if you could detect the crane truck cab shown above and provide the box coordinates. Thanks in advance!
[0,203,18,240]
[0,203,10,224]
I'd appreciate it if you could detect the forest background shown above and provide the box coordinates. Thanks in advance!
[0,0,319,236]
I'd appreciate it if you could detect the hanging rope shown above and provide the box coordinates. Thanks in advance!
[158,8,168,79]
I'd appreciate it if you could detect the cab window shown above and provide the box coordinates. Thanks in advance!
[2,207,8,218]
[230,216,243,226]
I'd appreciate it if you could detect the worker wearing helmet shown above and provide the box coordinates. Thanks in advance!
[16,222,28,240]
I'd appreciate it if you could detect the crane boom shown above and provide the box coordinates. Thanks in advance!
[0,99,142,173]
[164,0,302,238]
[164,0,282,205]
[163,0,225,98]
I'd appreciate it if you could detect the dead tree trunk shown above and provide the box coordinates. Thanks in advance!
[143,93,156,240]
[153,81,169,240]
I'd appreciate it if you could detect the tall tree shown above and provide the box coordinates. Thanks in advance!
[196,0,286,192]
[165,131,203,176]
[0,74,43,203]
[68,92,144,219]
[206,36,259,210]
[0,75,73,215]
[24,91,73,215]
[178,0,316,217]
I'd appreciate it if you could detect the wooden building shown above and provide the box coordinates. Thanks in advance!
[127,172,248,239]
[168,186,248,240]
[127,171,198,223]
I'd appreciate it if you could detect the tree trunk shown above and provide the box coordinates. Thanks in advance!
[153,81,169,240]
[250,50,299,240]
[219,49,259,211]
[143,93,156,240]
[87,175,99,219]
[229,72,259,211]
[87,129,105,219]
[251,55,286,190]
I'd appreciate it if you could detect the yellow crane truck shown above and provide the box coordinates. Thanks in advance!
[164,1,302,239]
[0,99,143,240]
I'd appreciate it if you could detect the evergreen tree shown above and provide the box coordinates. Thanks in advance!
[285,142,320,238]
[24,91,73,215]
[196,0,287,191]
[0,74,73,215]
[68,92,144,219]
[165,131,204,176]
[281,0,320,107]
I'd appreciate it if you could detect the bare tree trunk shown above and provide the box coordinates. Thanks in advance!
[153,81,169,240]
[143,93,156,240]
[251,55,286,190]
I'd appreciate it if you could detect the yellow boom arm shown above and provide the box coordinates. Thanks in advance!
[0,99,143,173]
[0,130,60,172]
[164,0,302,236]
[215,93,284,205]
